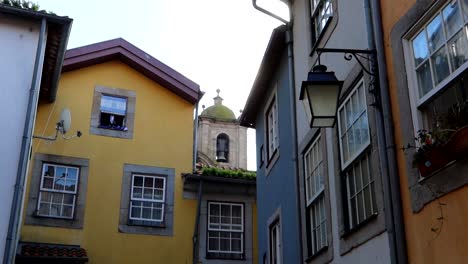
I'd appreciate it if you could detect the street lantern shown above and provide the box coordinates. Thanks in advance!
[300,65,343,128]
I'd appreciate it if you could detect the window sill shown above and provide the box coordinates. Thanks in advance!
[410,156,468,212]
[97,125,128,131]
[265,148,280,176]
[341,213,378,239]
[128,219,165,228]
[206,252,244,260]
[305,246,328,263]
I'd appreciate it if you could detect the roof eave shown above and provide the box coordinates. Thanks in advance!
[240,25,287,128]
[62,38,200,104]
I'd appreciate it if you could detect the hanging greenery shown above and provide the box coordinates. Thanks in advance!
[1,0,48,13]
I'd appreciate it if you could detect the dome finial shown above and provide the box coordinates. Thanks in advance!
[214,89,223,106]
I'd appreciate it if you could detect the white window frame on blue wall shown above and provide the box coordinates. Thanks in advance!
[266,92,279,161]
[129,174,166,222]
[304,135,327,255]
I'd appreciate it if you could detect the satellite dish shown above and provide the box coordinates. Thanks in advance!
[60,108,71,134]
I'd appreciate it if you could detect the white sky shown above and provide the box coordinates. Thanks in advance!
[36,0,287,170]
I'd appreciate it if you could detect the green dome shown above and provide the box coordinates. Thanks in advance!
[200,89,237,121]
[200,104,236,120]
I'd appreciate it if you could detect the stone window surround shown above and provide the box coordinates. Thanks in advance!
[25,153,90,229]
[391,0,468,212]
[198,194,255,264]
[205,200,245,261]
[266,207,282,264]
[298,130,333,264]
[118,163,174,236]
[90,85,136,139]
[308,0,339,56]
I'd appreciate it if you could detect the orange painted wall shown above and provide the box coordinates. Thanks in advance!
[380,1,468,263]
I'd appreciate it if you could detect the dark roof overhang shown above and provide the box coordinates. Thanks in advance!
[0,4,73,103]
[62,38,201,104]
[239,25,287,128]
[182,173,256,185]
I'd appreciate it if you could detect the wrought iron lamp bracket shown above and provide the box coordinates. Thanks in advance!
[315,48,377,76]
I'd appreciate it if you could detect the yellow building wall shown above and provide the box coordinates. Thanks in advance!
[21,61,198,264]
[380,1,468,263]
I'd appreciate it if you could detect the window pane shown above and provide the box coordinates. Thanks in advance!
[154,178,164,189]
[131,206,141,218]
[52,193,63,204]
[65,180,76,192]
[221,205,231,218]
[416,61,434,97]
[427,14,445,52]
[232,238,242,252]
[413,30,429,65]
[232,206,242,217]
[40,192,51,202]
[133,187,142,199]
[152,208,162,220]
[50,204,60,217]
[54,179,65,191]
[210,203,220,217]
[63,194,74,205]
[38,202,50,215]
[364,186,373,218]
[443,2,463,37]
[67,168,78,181]
[62,205,73,218]
[143,188,152,199]
[153,189,163,200]
[142,208,151,219]
[448,29,468,69]
[133,176,143,187]
[44,165,55,177]
[100,95,127,115]
[42,177,53,189]
[431,47,451,84]
[144,177,154,188]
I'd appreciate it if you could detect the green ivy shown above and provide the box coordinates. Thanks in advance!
[1,0,49,13]
[201,167,256,180]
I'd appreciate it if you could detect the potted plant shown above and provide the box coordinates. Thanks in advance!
[412,129,451,177]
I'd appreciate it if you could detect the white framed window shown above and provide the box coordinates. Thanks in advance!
[37,163,79,219]
[129,174,166,222]
[337,79,370,168]
[269,220,281,264]
[207,202,244,254]
[345,153,377,229]
[266,96,279,160]
[304,135,327,254]
[310,0,333,45]
[404,0,468,131]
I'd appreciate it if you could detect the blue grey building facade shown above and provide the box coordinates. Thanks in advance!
[241,26,301,264]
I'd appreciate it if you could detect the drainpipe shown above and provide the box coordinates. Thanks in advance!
[252,1,303,261]
[4,18,47,264]
[193,92,204,172]
[192,180,203,264]
[364,0,408,263]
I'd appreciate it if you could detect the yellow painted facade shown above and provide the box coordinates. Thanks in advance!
[380,1,468,263]
[21,60,198,264]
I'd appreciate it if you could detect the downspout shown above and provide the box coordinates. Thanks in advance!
[364,0,407,263]
[192,180,203,264]
[252,1,302,261]
[4,18,47,264]
[193,92,204,172]
[192,91,204,264]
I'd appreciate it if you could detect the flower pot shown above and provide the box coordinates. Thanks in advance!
[417,146,452,177]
